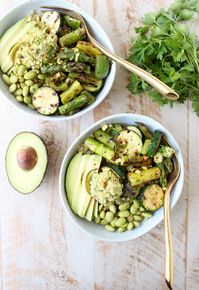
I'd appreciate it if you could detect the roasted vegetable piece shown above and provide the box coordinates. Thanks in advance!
[59,28,86,47]
[84,137,115,160]
[127,126,142,138]
[147,130,163,157]
[95,55,109,80]
[157,162,167,188]
[160,145,175,158]
[41,11,60,33]
[32,87,59,115]
[64,15,81,29]
[59,94,89,115]
[154,152,163,164]
[60,80,83,104]
[127,167,161,187]
[57,47,75,60]
[164,158,173,174]
[94,129,116,150]
[76,41,102,56]
[41,64,62,75]
[81,90,95,105]
[105,124,123,136]
[141,139,151,155]
[75,51,95,66]
[142,184,164,211]
[136,122,153,139]
[63,62,87,73]
[68,72,103,92]
[46,76,68,92]
[105,163,126,181]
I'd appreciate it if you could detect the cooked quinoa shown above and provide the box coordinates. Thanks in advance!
[89,167,123,205]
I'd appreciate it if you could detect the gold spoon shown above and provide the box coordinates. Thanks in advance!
[41,6,179,101]
[162,137,181,290]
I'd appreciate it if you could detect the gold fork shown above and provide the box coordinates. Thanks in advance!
[41,6,179,101]
[162,137,180,290]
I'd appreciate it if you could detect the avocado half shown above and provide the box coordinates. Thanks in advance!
[5,132,48,194]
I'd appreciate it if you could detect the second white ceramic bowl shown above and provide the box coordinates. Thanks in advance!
[59,113,184,242]
[0,0,116,121]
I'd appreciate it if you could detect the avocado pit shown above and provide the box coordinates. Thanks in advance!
[17,146,38,171]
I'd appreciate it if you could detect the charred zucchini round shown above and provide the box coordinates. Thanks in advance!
[142,184,164,211]
[32,87,59,115]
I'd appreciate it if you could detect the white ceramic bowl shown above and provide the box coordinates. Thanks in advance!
[0,0,116,121]
[59,113,184,242]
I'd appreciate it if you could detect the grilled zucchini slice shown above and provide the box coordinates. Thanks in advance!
[32,87,59,115]
[142,184,164,211]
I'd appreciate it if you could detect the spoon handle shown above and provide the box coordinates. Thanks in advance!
[90,37,178,101]
[164,189,173,290]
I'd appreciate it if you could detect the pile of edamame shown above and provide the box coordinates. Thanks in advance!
[95,198,152,232]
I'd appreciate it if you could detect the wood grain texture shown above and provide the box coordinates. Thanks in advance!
[0,0,198,289]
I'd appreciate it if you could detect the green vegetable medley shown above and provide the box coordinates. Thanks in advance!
[66,122,175,233]
[127,0,199,116]
[0,11,110,116]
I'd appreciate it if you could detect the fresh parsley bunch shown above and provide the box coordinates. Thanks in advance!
[127,0,199,116]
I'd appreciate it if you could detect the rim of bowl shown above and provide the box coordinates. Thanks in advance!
[0,0,116,121]
[59,113,184,242]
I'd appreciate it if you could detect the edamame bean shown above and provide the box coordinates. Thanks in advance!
[100,219,108,225]
[133,199,140,208]
[12,65,19,75]
[139,206,145,212]
[105,225,115,232]
[9,83,17,93]
[133,221,140,227]
[95,217,101,224]
[33,83,39,90]
[16,95,24,103]
[133,215,143,222]
[121,222,128,228]
[23,86,29,97]
[119,202,130,211]
[130,204,138,215]
[136,210,141,215]
[2,74,11,85]
[118,210,130,218]
[24,96,32,104]
[118,227,126,232]
[18,65,26,76]
[115,217,126,227]
[30,86,35,94]
[110,217,118,227]
[109,204,117,214]
[19,77,25,83]
[14,88,23,96]
[20,83,26,89]
[28,104,35,110]
[127,222,134,231]
[10,75,18,84]
[25,80,34,86]
[100,210,105,219]
[105,211,114,223]
[24,70,37,80]
[38,73,45,80]
[142,212,153,218]
[127,215,134,222]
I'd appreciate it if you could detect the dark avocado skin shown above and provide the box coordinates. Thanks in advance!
[5,131,48,194]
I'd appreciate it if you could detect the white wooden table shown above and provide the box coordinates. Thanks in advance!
[0,0,198,289]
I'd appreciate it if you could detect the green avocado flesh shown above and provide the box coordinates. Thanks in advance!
[66,152,102,221]
[0,18,39,72]
[5,132,48,194]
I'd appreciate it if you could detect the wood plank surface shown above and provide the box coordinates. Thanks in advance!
[0,0,198,289]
